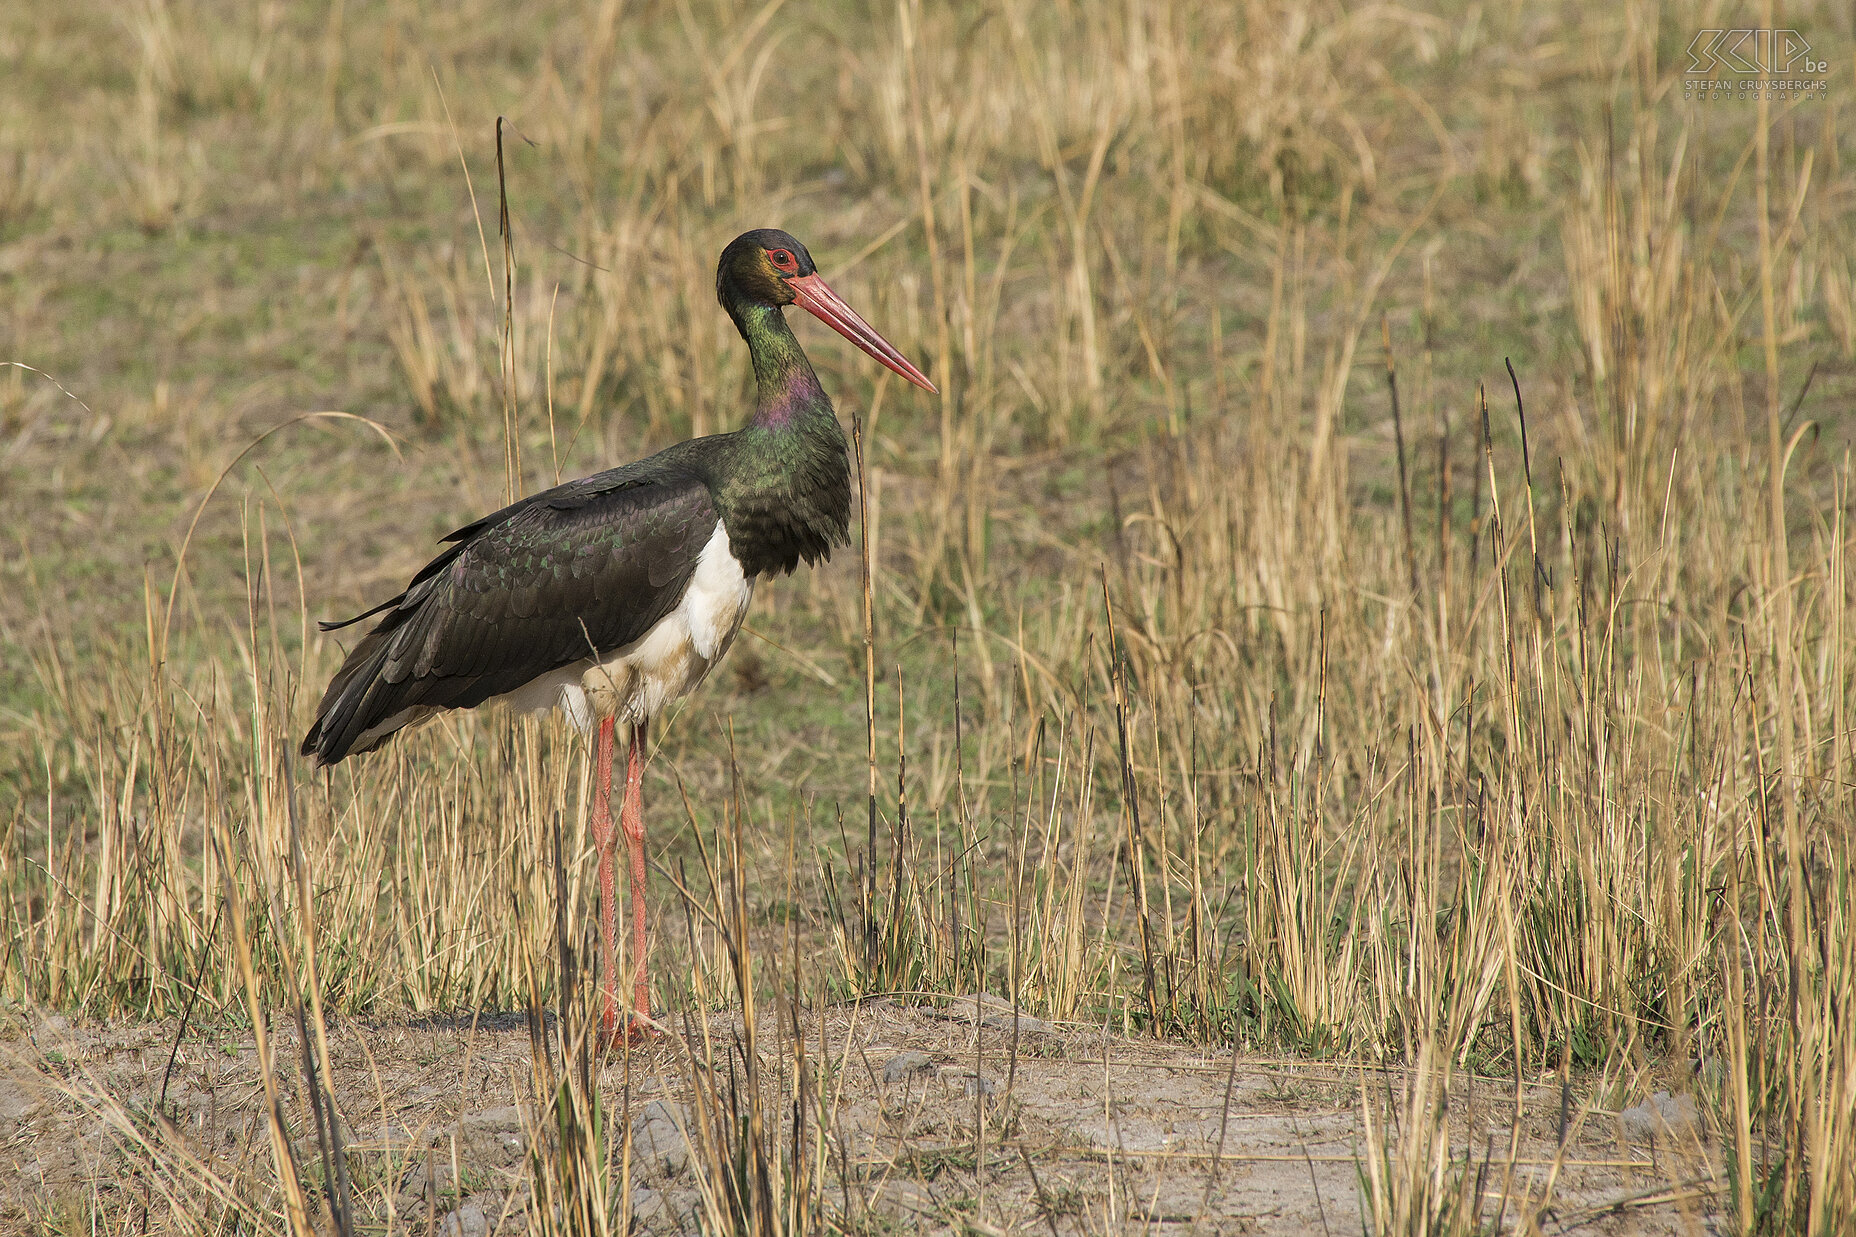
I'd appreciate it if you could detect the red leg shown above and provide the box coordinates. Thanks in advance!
[591,717,619,1037]
[619,721,653,1026]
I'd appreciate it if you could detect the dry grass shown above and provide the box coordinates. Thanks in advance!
[2,0,1854,1232]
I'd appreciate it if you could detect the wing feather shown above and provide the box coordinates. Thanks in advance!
[301,464,718,765]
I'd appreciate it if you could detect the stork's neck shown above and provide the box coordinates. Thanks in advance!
[738,304,829,430]
[716,302,852,577]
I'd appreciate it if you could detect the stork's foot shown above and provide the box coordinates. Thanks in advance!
[598,1006,667,1048]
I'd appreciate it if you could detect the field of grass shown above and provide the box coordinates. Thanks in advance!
[3,0,1854,1232]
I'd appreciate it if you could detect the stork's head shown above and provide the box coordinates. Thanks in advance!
[717,229,936,393]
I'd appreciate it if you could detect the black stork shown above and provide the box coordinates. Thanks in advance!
[301,229,935,1038]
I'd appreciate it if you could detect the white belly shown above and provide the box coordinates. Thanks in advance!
[497,520,754,730]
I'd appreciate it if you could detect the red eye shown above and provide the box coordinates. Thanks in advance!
[768,248,797,273]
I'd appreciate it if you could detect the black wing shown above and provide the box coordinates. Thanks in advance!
[301,466,719,765]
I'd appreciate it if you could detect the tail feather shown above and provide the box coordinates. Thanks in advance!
[301,628,410,765]
[302,622,494,765]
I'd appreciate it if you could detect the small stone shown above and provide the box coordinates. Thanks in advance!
[467,1104,524,1128]
[629,1186,664,1220]
[947,993,1052,1036]
[631,1099,689,1174]
[1620,1090,1700,1141]
[634,1098,682,1127]
[438,1200,488,1237]
[948,1071,996,1098]
[980,1011,1052,1036]
[0,1078,44,1124]
[882,1051,935,1085]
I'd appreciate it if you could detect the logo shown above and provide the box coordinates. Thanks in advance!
[1685,30,1825,75]
[1684,29,1828,101]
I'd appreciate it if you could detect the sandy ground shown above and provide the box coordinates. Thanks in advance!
[1,998,1718,1234]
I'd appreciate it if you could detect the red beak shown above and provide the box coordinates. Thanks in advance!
[787,273,937,394]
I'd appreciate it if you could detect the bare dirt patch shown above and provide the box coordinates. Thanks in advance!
[3,1000,1717,1233]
